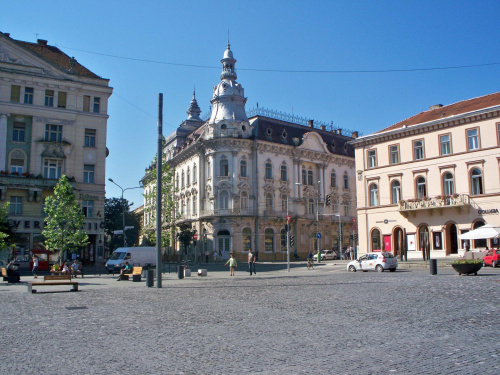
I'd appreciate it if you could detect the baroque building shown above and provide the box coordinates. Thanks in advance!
[143,43,357,261]
[352,92,500,259]
[0,32,112,264]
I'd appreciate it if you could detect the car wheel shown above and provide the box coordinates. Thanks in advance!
[376,265,384,272]
[389,268,396,272]
[483,261,486,267]
[492,261,497,268]
[348,265,356,272]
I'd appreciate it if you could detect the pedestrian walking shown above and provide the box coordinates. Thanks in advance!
[224,254,237,276]
[307,251,314,269]
[316,250,321,263]
[32,255,39,278]
[248,249,256,275]
[213,251,217,262]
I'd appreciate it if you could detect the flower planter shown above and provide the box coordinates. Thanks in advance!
[451,263,482,276]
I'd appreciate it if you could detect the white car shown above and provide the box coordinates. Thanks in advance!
[313,250,337,261]
[347,252,397,272]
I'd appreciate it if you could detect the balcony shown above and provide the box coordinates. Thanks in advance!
[399,194,470,216]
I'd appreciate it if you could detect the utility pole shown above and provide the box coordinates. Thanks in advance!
[156,93,163,288]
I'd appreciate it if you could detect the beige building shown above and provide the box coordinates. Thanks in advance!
[143,43,358,261]
[352,92,500,259]
[0,32,113,264]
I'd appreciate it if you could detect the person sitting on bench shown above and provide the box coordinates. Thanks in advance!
[7,261,21,283]
[51,262,61,274]
[117,262,132,281]
[72,260,84,278]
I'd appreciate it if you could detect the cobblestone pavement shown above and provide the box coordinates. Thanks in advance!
[0,263,498,375]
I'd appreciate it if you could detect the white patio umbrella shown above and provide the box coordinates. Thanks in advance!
[458,224,500,240]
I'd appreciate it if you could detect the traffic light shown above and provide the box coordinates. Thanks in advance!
[290,235,295,247]
[325,194,331,206]
[281,229,286,241]
[353,234,358,243]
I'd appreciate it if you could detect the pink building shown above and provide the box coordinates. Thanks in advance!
[352,92,500,259]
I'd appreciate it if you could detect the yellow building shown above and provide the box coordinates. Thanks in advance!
[352,92,500,259]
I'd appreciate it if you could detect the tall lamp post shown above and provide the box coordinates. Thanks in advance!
[108,178,142,247]
[332,213,342,259]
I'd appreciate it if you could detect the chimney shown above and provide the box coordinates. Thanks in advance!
[336,129,342,135]
[351,131,358,139]
[320,125,326,131]
[429,104,443,110]
[37,39,48,46]
[308,120,314,128]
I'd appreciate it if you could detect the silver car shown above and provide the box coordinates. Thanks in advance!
[347,252,397,272]
[313,250,337,261]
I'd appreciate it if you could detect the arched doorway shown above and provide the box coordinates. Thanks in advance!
[446,224,458,255]
[473,221,486,248]
[393,227,404,258]
[418,226,430,260]
[371,228,381,252]
[217,230,231,260]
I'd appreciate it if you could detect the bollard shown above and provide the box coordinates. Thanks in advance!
[146,269,154,287]
[177,265,184,279]
[430,259,437,275]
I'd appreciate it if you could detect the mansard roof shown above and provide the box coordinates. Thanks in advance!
[377,91,500,134]
[3,32,102,79]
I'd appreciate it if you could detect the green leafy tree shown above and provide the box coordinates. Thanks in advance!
[43,175,88,261]
[143,156,175,251]
[0,203,13,251]
[178,227,194,256]
[104,197,141,251]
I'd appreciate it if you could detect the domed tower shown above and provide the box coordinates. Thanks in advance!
[207,41,252,139]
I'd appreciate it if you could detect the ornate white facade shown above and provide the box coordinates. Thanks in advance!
[144,43,357,261]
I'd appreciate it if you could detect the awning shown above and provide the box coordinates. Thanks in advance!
[458,224,500,240]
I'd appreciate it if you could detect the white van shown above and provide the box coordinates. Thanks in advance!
[105,247,157,273]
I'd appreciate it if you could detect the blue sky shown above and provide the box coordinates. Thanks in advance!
[3,0,500,209]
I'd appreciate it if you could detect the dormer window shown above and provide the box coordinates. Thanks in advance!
[266,128,272,136]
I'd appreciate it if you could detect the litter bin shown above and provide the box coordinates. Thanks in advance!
[146,269,154,287]
[177,265,184,279]
[430,259,437,275]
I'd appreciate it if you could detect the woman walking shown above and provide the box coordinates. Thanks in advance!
[224,254,237,276]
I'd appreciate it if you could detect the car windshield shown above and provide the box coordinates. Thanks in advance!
[110,252,126,260]
[495,250,500,255]
[382,252,394,258]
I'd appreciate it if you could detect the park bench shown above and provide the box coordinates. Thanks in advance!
[1,267,20,283]
[27,275,78,293]
[120,267,143,281]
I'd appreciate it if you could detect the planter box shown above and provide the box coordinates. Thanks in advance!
[451,263,482,276]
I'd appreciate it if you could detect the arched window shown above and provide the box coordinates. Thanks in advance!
[242,228,252,251]
[391,180,401,204]
[302,167,307,185]
[265,228,275,252]
[219,191,229,209]
[330,171,337,187]
[371,228,381,251]
[265,193,273,211]
[307,169,313,185]
[186,167,190,186]
[280,164,287,181]
[308,198,315,214]
[471,168,483,195]
[240,192,248,210]
[369,183,379,207]
[181,171,185,188]
[175,173,179,189]
[240,159,247,177]
[186,197,190,215]
[443,172,454,196]
[193,164,197,183]
[207,160,211,178]
[343,172,349,189]
[265,162,273,179]
[416,176,426,199]
[192,196,197,214]
[220,158,228,176]
[281,195,288,212]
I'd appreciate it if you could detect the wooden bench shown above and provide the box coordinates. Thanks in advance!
[120,267,143,281]
[2,267,20,283]
[28,275,79,293]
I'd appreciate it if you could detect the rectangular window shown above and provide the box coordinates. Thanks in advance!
[344,205,350,217]
[44,159,62,179]
[307,170,313,185]
[93,97,100,113]
[10,158,24,174]
[9,196,23,215]
[467,128,479,150]
[12,123,25,142]
[10,85,21,103]
[45,124,62,142]
[57,91,67,108]
[280,165,287,181]
[24,87,34,104]
[84,129,96,147]
[440,134,451,155]
[83,164,95,184]
[82,200,94,218]
[45,90,54,107]
[413,140,424,160]
[389,145,399,164]
[83,95,90,112]
[367,149,377,168]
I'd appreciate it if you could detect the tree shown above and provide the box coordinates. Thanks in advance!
[43,175,88,261]
[143,155,175,251]
[0,203,13,251]
[104,197,141,252]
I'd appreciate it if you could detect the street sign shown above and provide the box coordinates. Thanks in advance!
[352,225,357,231]
[193,234,198,240]
[286,215,291,223]
[316,232,321,239]
[352,218,357,224]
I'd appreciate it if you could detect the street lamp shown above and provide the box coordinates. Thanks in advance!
[332,213,342,259]
[108,178,142,247]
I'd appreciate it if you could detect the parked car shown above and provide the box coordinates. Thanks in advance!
[313,250,337,261]
[347,252,398,272]
[482,249,500,267]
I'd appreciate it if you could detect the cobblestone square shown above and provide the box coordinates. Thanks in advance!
[0,264,498,374]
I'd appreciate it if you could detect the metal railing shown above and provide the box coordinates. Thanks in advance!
[399,194,470,212]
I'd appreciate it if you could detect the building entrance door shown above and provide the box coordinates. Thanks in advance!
[393,227,403,258]
[217,230,231,260]
[383,235,392,252]
[448,224,458,254]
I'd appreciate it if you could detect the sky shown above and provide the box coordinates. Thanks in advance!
[2,0,500,209]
